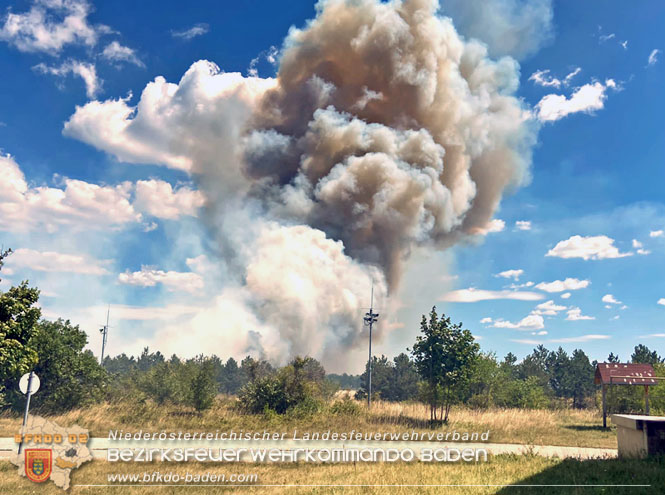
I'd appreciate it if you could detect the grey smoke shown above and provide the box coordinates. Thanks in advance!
[63,0,538,367]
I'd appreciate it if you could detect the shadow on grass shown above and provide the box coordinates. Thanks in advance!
[496,456,665,495]
[564,425,613,432]
[367,414,445,429]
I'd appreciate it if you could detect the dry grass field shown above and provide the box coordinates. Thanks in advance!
[0,396,617,448]
[2,398,663,494]
[1,454,664,494]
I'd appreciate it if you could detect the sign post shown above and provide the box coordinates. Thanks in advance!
[17,371,40,454]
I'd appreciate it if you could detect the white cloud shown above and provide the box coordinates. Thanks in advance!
[560,292,571,299]
[535,277,590,293]
[134,180,205,220]
[611,315,620,321]
[495,269,523,280]
[63,61,277,176]
[171,23,209,40]
[602,294,622,305]
[0,0,106,54]
[649,230,664,238]
[546,235,632,260]
[0,153,139,232]
[102,41,144,67]
[620,40,628,50]
[631,239,650,255]
[492,314,545,330]
[566,307,595,321]
[33,59,101,98]
[529,67,580,89]
[599,33,615,43]
[1,153,202,233]
[658,298,665,306]
[640,333,665,338]
[480,317,493,324]
[472,218,505,235]
[7,248,110,275]
[534,80,615,122]
[532,299,567,316]
[647,49,661,67]
[118,266,204,293]
[506,281,534,289]
[515,220,531,231]
[440,288,544,302]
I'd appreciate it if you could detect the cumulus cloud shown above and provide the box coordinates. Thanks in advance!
[532,299,567,316]
[0,153,138,232]
[535,80,616,122]
[118,267,204,293]
[491,314,544,330]
[495,269,523,280]
[441,288,544,302]
[658,298,665,306]
[546,235,632,260]
[480,317,492,324]
[602,294,622,305]
[550,334,608,343]
[535,277,590,293]
[650,230,663,238]
[647,49,660,67]
[63,0,538,365]
[515,220,531,230]
[0,153,203,232]
[102,41,144,67]
[134,180,205,220]
[560,292,571,299]
[6,248,111,275]
[171,23,209,40]
[33,59,101,98]
[0,0,107,54]
[566,307,595,321]
[442,0,553,60]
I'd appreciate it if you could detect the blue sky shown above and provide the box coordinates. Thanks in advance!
[0,0,663,372]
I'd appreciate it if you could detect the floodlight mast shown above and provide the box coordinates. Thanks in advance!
[363,285,379,409]
[99,306,109,366]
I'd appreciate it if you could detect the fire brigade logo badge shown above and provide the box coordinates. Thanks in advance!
[25,449,52,483]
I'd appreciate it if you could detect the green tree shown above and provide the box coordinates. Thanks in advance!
[190,359,217,411]
[607,352,620,363]
[14,319,107,412]
[389,353,420,401]
[356,355,393,401]
[411,307,479,422]
[631,345,664,365]
[568,349,595,408]
[0,247,41,408]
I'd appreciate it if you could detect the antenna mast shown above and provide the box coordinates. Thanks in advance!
[363,284,379,409]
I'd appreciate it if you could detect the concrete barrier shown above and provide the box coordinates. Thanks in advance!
[612,414,665,458]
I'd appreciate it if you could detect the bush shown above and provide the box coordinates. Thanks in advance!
[330,398,363,416]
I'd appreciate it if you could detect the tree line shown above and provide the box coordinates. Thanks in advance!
[1,248,664,419]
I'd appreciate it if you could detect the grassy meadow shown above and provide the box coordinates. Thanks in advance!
[1,396,618,448]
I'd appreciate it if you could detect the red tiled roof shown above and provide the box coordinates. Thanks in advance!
[594,363,657,385]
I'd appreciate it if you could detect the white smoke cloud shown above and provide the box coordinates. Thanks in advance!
[441,0,553,60]
[63,0,537,366]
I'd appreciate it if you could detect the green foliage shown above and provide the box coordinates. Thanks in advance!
[356,353,420,401]
[0,258,41,408]
[411,306,479,421]
[16,319,107,413]
[238,356,327,415]
[326,373,362,390]
[631,344,664,365]
[330,397,363,416]
[190,359,218,411]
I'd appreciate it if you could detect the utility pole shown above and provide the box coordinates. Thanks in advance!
[363,285,379,410]
[99,306,110,366]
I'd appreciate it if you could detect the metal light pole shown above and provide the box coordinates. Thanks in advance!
[363,286,379,410]
[99,306,110,366]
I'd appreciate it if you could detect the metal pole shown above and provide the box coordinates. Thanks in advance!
[602,384,607,428]
[100,306,109,366]
[17,371,34,454]
[363,285,379,410]
[645,385,650,416]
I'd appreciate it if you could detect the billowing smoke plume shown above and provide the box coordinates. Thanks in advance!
[64,0,536,369]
